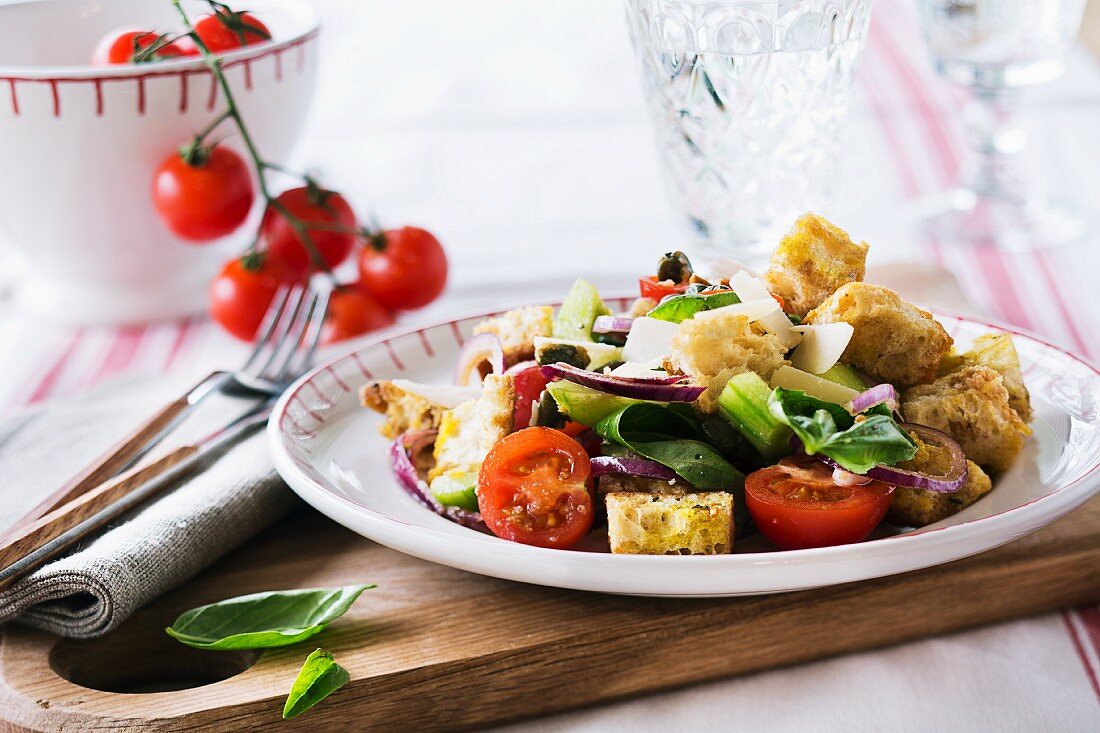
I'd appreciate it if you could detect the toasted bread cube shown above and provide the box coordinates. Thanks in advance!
[361,381,448,439]
[963,334,1032,424]
[805,283,952,388]
[472,306,554,365]
[764,213,869,318]
[666,312,789,413]
[606,492,733,555]
[901,365,1028,474]
[430,374,515,480]
[628,297,658,318]
[888,459,992,527]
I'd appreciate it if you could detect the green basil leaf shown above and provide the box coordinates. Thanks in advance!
[594,403,748,533]
[166,584,374,650]
[283,648,350,719]
[646,291,742,324]
[768,388,916,473]
[817,415,919,474]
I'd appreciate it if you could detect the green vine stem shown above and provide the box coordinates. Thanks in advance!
[169,0,337,282]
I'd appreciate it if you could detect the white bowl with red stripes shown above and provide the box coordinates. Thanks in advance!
[0,0,319,325]
[268,303,1100,597]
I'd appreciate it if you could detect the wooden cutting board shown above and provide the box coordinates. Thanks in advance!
[2,496,1098,732]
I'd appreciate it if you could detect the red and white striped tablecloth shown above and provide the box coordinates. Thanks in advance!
[0,1,1096,728]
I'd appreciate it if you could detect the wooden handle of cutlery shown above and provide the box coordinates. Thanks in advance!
[7,396,194,535]
[0,445,199,591]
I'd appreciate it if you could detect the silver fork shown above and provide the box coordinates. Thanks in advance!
[10,284,330,532]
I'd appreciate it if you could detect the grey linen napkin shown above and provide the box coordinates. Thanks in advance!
[0,375,299,637]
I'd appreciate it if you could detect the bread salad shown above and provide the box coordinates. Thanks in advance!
[362,213,1032,555]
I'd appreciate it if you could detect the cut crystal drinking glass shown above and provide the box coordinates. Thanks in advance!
[625,0,874,263]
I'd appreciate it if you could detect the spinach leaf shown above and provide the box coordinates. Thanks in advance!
[595,403,748,533]
[647,291,742,324]
[283,648,350,719]
[768,388,916,473]
[166,585,374,650]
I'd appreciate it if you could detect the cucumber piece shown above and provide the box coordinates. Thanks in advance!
[817,363,868,392]
[717,372,793,460]
[546,380,643,427]
[534,337,622,371]
[553,279,610,342]
[429,471,480,512]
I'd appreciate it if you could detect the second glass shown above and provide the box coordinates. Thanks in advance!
[626,0,874,262]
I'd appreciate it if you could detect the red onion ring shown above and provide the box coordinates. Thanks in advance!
[455,332,505,386]
[810,423,968,493]
[592,316,635,335]
[540,362,704,402]
[590,455,680,482]
[389,431,486,529]
[845,383,900,415]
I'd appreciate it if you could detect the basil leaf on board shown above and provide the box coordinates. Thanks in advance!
[166,584,374,650]
[283,648,350,719]
[595,403,748,533]
[768,388,916,473]
[646,291,742,324]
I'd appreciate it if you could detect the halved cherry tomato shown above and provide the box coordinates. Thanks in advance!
[152,145,254,242]
[261,185,358,274]
[745,455,895,550]
[320,286,395,345]
[193,10,271,52]
[507,363,551,430]
[478,428,593,549]
[639,275,689,301]
[93,29,187,65]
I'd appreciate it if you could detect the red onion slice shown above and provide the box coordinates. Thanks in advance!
[845,383,900,415]
[811,423,968,493]
[590,456,680,482]
[864,423,968,492]
[540,362,704,402]
[455,332,505,386]
[592,316,635,335]
[390,431,486,529]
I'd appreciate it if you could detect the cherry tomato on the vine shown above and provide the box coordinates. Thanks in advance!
[93,29,187,65]
[193,10,271,52]
[357,227,448,310]
[321,286,396,345]
[209,255,290,341]
[152,145,254,242]
[262,186,358,275]
[478,428,594,549]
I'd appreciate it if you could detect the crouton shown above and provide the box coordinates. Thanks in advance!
[606,492,733,555]
[956,334,1032,424]
[763,213,869,318]
[805,283,952,388]
[472,306,554,365]
[430,374,515,480]
[901,365,1028,474]
[666,312,789,413]
[361,381,448,439]
[888,457,992,527]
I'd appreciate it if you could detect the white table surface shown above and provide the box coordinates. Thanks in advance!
[0,1,1098,730]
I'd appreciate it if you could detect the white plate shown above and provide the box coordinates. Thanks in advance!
[268,300,1100,597]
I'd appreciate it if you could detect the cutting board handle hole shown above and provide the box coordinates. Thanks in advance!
[49,632,261,694]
